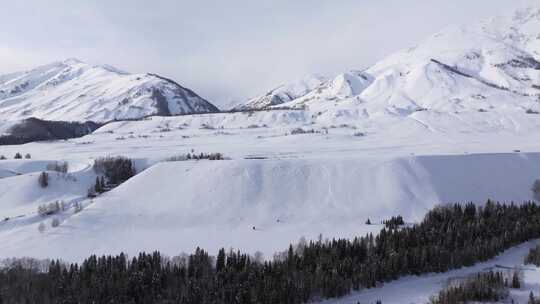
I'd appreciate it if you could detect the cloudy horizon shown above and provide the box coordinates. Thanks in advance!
[0,0,534,108]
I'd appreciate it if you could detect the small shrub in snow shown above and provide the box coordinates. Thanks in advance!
[37,201,65,216]
[199,123,215,130]
[73,202,83,214]
[51,218,60,228]
[290,128,317,135]
[46,161,68,173]
[38,172,49,188]
[527,109,540,114]
[164,152,224,162]
[164,154,189,162]
[87,187,97,198]
[530,292,540,304]
[14,152,22,159]
[38,222,46,234]
[353,132,365,137]
[0,155,6,160]
[24,153,31,159]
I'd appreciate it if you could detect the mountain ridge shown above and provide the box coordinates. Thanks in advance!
[0,59,219,122]
[237,6,540,120]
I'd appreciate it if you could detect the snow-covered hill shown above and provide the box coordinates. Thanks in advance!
[238,7,540,121]
[234,75,326,111]
[0,58,219,122]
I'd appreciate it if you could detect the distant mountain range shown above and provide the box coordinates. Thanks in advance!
[1,6,539,131]
[236,6,540,120]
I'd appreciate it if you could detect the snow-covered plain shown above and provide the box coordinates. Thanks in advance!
[0,109,540,261]
[0,110,539,302]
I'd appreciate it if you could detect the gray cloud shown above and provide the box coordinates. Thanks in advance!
[0,0,532,108]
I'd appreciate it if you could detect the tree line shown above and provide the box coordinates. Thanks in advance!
[429,270,521,304]
[1,200,540,303]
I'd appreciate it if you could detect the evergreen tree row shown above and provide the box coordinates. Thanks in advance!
[1,200,540,303]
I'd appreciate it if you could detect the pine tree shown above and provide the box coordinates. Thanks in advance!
[512,271,521,288]
[94,177,102,193]
[216,248,226,272]
[38,172,49,188]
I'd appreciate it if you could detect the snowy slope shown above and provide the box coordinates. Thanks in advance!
[0,58,219,122]
[237,7,540,122]
[234,74,326,110]
[2,152,540,261]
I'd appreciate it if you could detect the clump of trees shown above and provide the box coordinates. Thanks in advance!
[525,245,540,266]
[383,215,404,229]
[429,270,520,304]
[38,172,49,188]
[93,156,135,186]
[46,161,68,173]
[37,201,66,216]
[165,152,224,162]
[3,201,540,303]
[290,128,317,135]
[13,152,22,159]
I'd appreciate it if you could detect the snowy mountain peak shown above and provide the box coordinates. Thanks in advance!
[61,58,84,65]
[238,5,540,120]
[233,74,327,110]
[0,60,219,122]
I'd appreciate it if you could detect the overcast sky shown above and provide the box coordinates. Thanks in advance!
[0,0,534,107]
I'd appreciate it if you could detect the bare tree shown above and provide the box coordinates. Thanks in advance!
[51,218,60,228]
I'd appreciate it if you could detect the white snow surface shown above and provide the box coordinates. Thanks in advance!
[0,108,540,262]
[0,5,540,303]
[0,58,218,122]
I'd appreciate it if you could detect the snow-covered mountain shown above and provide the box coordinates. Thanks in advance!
[233,74,326,111]
[0,58,219,122]
[238,7,540,120]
